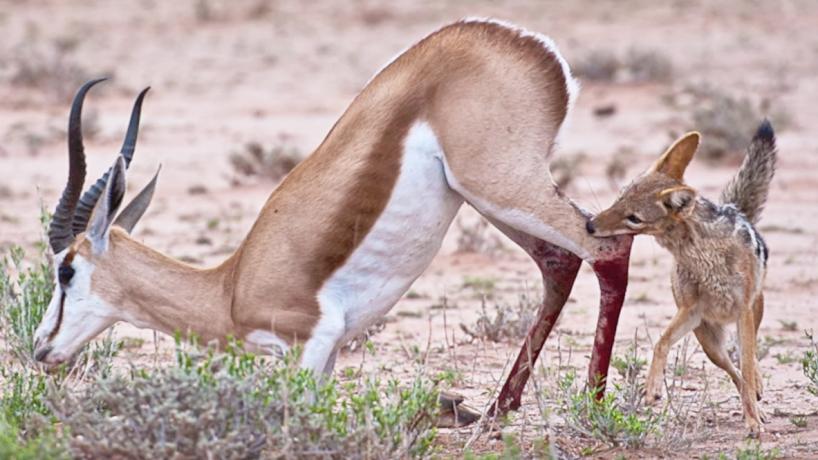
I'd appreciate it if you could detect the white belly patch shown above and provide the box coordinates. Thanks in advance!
[317,121,462,343]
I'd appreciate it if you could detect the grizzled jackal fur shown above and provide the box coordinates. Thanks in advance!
[587,120,777,437]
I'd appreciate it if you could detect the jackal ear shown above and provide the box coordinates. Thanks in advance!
[659,186,696,215]
[651,132,700,180]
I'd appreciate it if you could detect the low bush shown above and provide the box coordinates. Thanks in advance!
[0,417,68,460]
[552,370,662,449]
[50,340,440,459]
[1,242,54,364]
[1,221,439,459]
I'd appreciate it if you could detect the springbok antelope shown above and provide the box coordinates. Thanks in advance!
[32,19,632,418]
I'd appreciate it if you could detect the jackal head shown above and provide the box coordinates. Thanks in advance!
[587,132,700,237]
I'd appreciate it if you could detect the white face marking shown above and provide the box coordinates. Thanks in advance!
[306,121,463,374]
[33,253,119,364]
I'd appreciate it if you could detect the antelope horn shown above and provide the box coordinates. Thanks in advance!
[113,165,161,233]
[48,78,107,254]
[71,86,150,235]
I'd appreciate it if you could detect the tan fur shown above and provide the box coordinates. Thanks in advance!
[590,130,772,437]
[51,20,629,350]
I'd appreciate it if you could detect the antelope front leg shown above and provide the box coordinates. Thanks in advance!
[486,219,632,414]
[488,239,582,417]
[738,305,764,437]
[587,237,633,396]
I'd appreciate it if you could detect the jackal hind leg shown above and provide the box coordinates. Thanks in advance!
[694,321,741,391]
[738,304,764,437]
[751,294,765,400]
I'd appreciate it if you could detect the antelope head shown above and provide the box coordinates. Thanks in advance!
[33,79,160,365]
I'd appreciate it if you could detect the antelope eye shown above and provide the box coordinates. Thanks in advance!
[626,214,642,224]
[58,265,75,285]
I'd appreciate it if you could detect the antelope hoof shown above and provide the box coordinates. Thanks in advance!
[436,391,481,428]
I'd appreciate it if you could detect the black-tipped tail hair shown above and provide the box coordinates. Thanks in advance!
[719,119,777,223]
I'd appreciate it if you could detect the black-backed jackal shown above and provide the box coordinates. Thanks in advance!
[587,120,777,437]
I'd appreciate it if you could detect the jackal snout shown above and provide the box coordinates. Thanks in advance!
[588,132,700,237]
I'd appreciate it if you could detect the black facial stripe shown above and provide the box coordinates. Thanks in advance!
[47,292,66,341]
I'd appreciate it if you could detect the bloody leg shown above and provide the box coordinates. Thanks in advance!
[488,237,581,416]
[487,219,633,416]
[588,243,632,397]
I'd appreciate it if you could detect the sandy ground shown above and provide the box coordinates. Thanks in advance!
[1,0,818,457]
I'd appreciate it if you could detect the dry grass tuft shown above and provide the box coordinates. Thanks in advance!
[455,216,505,255]
[572,47,673,83]
[667,85,795,164]
[689,88,765,163]
[550,153,586,190]
[4,35,95,102]
[460,294,538,343]
[230,141,302,183]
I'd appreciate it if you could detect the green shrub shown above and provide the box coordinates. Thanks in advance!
[0,366,51,432]
[703,441,780,460]
[50,341,440,459]
[552,368,662,449]
[0,417,68,460]
[1,243,54,363]
[0,366,66,460]
[803,331,818,396]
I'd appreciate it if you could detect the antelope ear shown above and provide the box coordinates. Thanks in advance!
[114,165,161,234]
[651,132,700,180]
[87,156,126,252]
[659,186,696,215]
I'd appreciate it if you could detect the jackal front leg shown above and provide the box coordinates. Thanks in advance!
[645,306,701,403]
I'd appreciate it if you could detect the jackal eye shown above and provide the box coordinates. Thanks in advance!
[626,214,642,224]
[58,265,75,286]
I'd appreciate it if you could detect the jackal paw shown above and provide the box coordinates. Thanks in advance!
[757,406,769,424]
[643,378,662,405]
[755,369,764,401]
[745,419,764,439]
[744,405,765,438]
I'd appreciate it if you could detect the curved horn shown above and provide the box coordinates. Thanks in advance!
[71,87,150,235]
[48,78,107,254]
[113,165,161,233]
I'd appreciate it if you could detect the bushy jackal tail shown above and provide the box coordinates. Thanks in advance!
[720,120,778,223]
